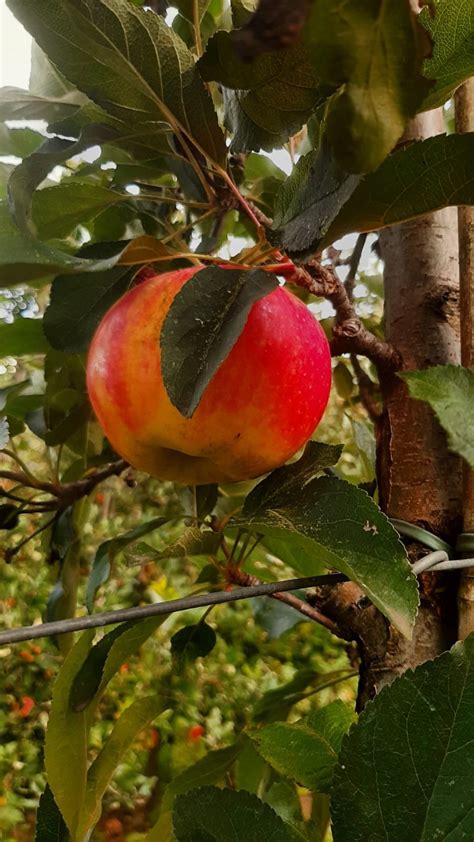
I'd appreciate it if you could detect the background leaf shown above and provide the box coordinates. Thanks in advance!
[420,0,474,109]
[331,632,474,841]
[160,266,278,417]
[401,365,474,469]
[173,786,294,841]
[0,318,49,357]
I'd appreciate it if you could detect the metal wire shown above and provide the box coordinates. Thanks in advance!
[0,573,347,645]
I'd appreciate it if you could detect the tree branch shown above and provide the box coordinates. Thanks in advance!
[295,260,402,372]
[227,566,349,639]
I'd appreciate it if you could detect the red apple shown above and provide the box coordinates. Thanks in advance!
[86,266,331,484]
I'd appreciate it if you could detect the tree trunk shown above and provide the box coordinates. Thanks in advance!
[455,79,474,639]
[373,108,462,692]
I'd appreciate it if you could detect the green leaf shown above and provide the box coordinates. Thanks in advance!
[252,669,352,723]
[269,142,361,258]
[8,126,118,235]
[43,266,134,354]
[33,181,123,241]
[86,516,172,611]
[44,630,94,835]
[331,632,474,841]
[420,0,474,110]
[237,443,418,638]
[0,201,121,286]
[0,124,44,158]
[0,85,83,122]
[146,743,243,842]
[35,785,70,842]
[0,318,49,357]
[286,134,474,254]
[250,701,356,793]
[160,266,278,417]
[76,695,169,839]
[198,32,331,152]
[125,527,222,566]
[252,597,305,640]
[171,622,217,666]
[173,786,294,841]
[304,0,431,172]
[401,365,474,469]
[7,0,225,165]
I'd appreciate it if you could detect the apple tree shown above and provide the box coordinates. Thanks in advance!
[1,0,474,838]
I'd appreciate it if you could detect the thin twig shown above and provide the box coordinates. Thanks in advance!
[228,567,348,639]
[350,355,382,422]
[345,233,367,301]
[0,574,347,645]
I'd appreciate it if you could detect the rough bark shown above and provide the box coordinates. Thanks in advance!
[455,79,474,638]
[371,108,462,694]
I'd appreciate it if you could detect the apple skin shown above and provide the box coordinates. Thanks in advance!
[86,266,331,485]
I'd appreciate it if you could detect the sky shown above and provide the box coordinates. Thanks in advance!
[1,1,31,88]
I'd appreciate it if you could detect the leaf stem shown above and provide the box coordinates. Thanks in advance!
[193,0,203,57]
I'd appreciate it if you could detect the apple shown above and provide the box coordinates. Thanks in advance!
[86,266,331,485]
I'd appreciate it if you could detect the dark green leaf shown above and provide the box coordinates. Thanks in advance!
[250,700,356,792]
[173,786,294,841]
[0,318,49,357]
[0,504,20,530]
[195,484,219,520]
[241,442,342,515]
[71,614,169,714]
[171,622,217,666]
[331,632,474,841]
[0,124,44,158]
[8,126,117,235]
[146,743,243,842]
[269,142,361,259]
[420,0,474,110]
[401,365,474,469]
[35,784,70,842]
[294,134,474,253]
[160,266,278,417]
[7,0,225,165]
[43,266,134,354]
[304,0,431,172]
[86,517,172,611]
[33,182,123,241]
[238,443,417,637]
[198,32,331,152]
